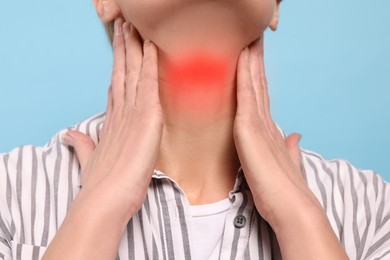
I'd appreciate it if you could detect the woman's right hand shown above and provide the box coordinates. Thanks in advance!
[63,17,163,217]
[43,17,162,259]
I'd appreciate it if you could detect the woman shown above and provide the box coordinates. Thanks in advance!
[1,0,389,259]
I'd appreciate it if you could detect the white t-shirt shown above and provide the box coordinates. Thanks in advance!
[191,198,233,260]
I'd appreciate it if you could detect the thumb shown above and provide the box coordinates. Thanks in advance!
[61,130,96,176]
[284,132,303,172]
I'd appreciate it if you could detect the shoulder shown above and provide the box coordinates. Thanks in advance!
[0,112,105,161]
[301,148,388,201]
[0,112,105,182]
[0,112,105,251]
[301,148,390,259]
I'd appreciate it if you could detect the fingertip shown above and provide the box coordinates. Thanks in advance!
[62,130,95,147]
[143,40,158,57]
[238,48,247,66]
[61,132,74,146]
[123,21,130,37]
[236,47,256,104]
[143,40,150,54]
[113,19,125,50]
[61,130,81,147]
[114,17,124,37]
[295,133,302,143]
[244,47,249,61]
[62,131,96,169]
[285,133,302,148]
[149,41,156,49]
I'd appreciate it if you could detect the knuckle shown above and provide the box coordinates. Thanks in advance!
[125,69,139,83]
[99,130,106,141]
[111,104,124,118]
[260,75,268,85]
[138,74,158,86]
[113,37,124,49]
[79,135,95,147]
[111,69,125,82]
[238,82,255,94]
[111,109,124,123]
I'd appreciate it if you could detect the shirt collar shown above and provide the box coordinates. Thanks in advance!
[152,167,248,199]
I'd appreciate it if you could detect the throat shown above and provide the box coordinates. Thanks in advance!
[155,48,241,204]
[156,114,240,205]
[158,48,239,121]
[155,106,240,205]
[156,127,240,205]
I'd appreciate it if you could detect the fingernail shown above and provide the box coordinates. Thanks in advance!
[115,18,123,36]
[123,22,130,37]
[245,47,249,61]
[143,40,150,53]
[61,132,73,146]
[129,24,134,35]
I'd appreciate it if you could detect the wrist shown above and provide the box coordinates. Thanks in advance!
[75,180,139,229]
[270,196,325,234]
[44,183,136,259]
[269,203,348,260]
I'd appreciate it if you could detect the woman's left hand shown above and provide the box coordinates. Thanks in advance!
[233,38,348,259]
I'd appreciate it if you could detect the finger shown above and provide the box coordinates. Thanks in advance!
[136,41,160,106]
[259,56,272,125]
[248,38,267,120]
[111,17,126,111]
[100,85,113,140]
[236,47,258,119]
[61,130,96,181]
[123,22,143,104]
[249,38,276,135]
[284,133,303,171]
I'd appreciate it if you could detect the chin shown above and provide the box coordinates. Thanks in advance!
[125,0,273,57]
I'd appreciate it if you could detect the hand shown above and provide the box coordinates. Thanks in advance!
[233,37,316,228]
[62,17,163,219]
[44,18,163,259]
[233,38,348,259]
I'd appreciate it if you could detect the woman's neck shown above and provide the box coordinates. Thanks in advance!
[155,48,242,205]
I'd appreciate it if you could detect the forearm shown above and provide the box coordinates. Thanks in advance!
[42,19,161,260]
[42,182,135,260]
[272,200,348,260]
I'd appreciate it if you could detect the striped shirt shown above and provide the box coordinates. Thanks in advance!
[0,112,389,260]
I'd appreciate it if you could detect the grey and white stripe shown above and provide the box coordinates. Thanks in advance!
[0,112,389,260]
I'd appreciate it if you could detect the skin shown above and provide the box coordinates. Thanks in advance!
[43,0,349,259]
[102,0,279,205]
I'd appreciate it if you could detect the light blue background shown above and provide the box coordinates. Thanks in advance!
[0,0,389,181]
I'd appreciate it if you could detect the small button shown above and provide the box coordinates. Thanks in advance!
[233,215,246,228]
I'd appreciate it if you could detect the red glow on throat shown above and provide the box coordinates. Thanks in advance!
[163,51,231,115]
[165,52,229,89]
